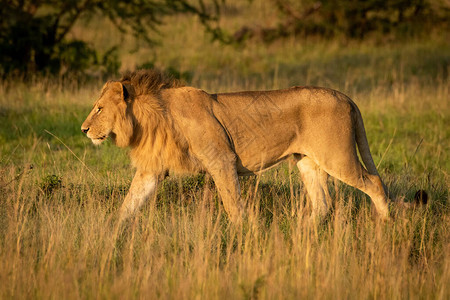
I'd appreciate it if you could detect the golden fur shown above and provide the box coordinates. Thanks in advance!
[82,69,392,222]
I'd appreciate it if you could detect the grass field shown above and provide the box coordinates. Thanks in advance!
[0,2,449,299]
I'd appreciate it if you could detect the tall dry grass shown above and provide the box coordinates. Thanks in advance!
[0,162,449,299]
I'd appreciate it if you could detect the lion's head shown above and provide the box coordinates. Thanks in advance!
[82,69,184,150]
[81,81,134,147]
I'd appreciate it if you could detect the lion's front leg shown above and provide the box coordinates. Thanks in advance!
[192,145,243,223]
[119,170,158,221]
[198,154,243,223]
[209,167,242,223]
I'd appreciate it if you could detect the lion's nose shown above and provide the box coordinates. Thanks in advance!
[81,127,90,134]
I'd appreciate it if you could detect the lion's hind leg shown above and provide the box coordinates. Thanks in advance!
[297,156,330,220]
[317,154,390,220]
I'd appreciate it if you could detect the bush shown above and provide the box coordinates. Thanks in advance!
[229,0,450,43]
[39,174,62,196]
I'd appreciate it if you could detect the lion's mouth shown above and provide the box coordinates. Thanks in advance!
[91,135,108,145]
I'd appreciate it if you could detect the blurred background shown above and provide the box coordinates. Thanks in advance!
[1,0,449,88]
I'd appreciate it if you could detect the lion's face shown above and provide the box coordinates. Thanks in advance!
[81,82,129,146]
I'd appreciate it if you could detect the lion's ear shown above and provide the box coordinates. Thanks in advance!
[108,81,134,103]
[122,83,134,102]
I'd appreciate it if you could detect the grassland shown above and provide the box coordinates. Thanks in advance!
[0,2,449,299]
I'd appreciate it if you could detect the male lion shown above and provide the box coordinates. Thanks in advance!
[81,69,390,222]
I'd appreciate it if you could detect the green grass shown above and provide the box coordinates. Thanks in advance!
[1,4,449,299]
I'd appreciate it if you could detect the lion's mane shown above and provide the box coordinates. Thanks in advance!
[118,70,199,174]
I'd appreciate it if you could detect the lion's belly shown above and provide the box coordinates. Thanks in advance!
[228,119,300,175]
[236,155,292,175]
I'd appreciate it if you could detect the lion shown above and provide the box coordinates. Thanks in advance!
[81,69,392,222]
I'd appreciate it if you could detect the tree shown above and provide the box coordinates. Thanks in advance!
[0,0,223,75]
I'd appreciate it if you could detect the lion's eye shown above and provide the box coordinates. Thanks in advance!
[96,107,102,114]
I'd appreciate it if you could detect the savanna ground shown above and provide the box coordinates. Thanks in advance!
[0,2,449,299]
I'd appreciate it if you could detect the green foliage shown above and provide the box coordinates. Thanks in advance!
[228,0,450,43]
[165,66,194,82]
[57,41,97,73]
[0,0,223,76]
[39,174,62,196]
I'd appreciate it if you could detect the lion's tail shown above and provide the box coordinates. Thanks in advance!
[353,104,379,176]
[352,101,428,205]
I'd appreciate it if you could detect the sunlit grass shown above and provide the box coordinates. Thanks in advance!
[0,162,448,298]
